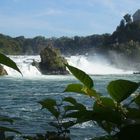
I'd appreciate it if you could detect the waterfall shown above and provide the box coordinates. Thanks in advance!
[3,55,132,77]
[4,55,41,77]
[67,55,132,74]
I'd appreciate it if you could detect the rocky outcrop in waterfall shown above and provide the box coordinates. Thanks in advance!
[0,64,8,76]
[32,45,69,75]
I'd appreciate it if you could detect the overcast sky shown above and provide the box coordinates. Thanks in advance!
[0,0,140,37]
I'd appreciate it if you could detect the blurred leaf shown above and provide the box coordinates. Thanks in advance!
[49,122,59,129]
[0,53,22,75]
[93,97,122,124]
[64,84,85,94]
[5,136,14,140]
[97,121,115,135]
[93,97,116,112]
[91,135,117,140]
[107,79,139,102]
[134,94,140,106]
[0,126,21,134]
[82,87,101,98]
[63,97,77,105]
[62,121,76,129]
[117,124,140,140]
[0,116,14,124]
[66,64,93,88]
[38,98,59,118]
[127,108,140,119]
[39,98,57,108]
[64,103,86,112]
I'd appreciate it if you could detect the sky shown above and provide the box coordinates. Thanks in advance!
[0,0,140,38]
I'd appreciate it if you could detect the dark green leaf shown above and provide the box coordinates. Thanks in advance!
[64,84,85,94]
[64,103,86,112]
[39,98,57,108]
[63,97,77,105]
[91,135,117,140]
[62,121,76,129]
[93,97,116,112]
[107,79,139,102]
[38,98,59,118]
[82,87,101,98]
[127,108,140,119]
[134,94,140,106]
[97,121,115,135]
[66,64,93,88]
[49,122,59,129]
[0,117,14,124]
[0,53,22,75]
[0,126,21,134]
[117,124,140,140]
[93,97,122,124]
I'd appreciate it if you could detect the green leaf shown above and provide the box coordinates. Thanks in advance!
[63,97,77,105]
[39,98,57,108]
[107,79,139,102]
[49,122,60,129]
[62,121,76,129]
[93,97,116,113]
[38,98,59,118]
[65,64,93,88]
[64,103,86,112]
[117,124,140,140]
[91,135,117,140]
[82,87,101,98]
[64,84,85,94]
[0,126,21,134]
[93,97,122,124]
[127,108,140,119]
[134,94,140,106]
[65,110,93,121]
[0,53,22,75]
[0,116,14,124]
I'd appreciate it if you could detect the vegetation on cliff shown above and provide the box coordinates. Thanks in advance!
[0,12,140,71]
[33,44,68,75]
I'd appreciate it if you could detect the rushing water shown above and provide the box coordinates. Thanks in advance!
[0,56,139,140]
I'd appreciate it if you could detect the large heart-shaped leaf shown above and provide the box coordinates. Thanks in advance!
[0,53,22,75]
[107,79,139,102]
[66,64,93,88]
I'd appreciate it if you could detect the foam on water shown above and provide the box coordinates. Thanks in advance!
[67,55,132,74]
[4,55,41,77]
[3,55,132,77]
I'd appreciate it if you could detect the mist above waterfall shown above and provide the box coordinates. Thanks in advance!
[3,55,132,77]
[67,54,132,75]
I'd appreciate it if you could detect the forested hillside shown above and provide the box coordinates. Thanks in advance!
[1,13,140,71]
[0,33,107,55]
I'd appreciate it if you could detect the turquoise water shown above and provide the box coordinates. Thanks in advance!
[0,74,140,140]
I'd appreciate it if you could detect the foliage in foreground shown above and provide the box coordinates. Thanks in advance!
[28,64,140,140]
[1,53,140,140]
[0,53,22,139]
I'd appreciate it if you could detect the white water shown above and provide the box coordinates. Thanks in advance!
[67,55,132,75]
[3,55,132,77]
[4,55,41,77]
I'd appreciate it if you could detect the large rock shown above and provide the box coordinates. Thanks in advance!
[0,64,8,76]
[33,45,69,75]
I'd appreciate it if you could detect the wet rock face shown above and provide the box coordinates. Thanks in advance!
[0,64,8,76]
[33,45,69,75]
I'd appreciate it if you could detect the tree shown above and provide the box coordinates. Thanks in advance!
[123,14,132,24]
